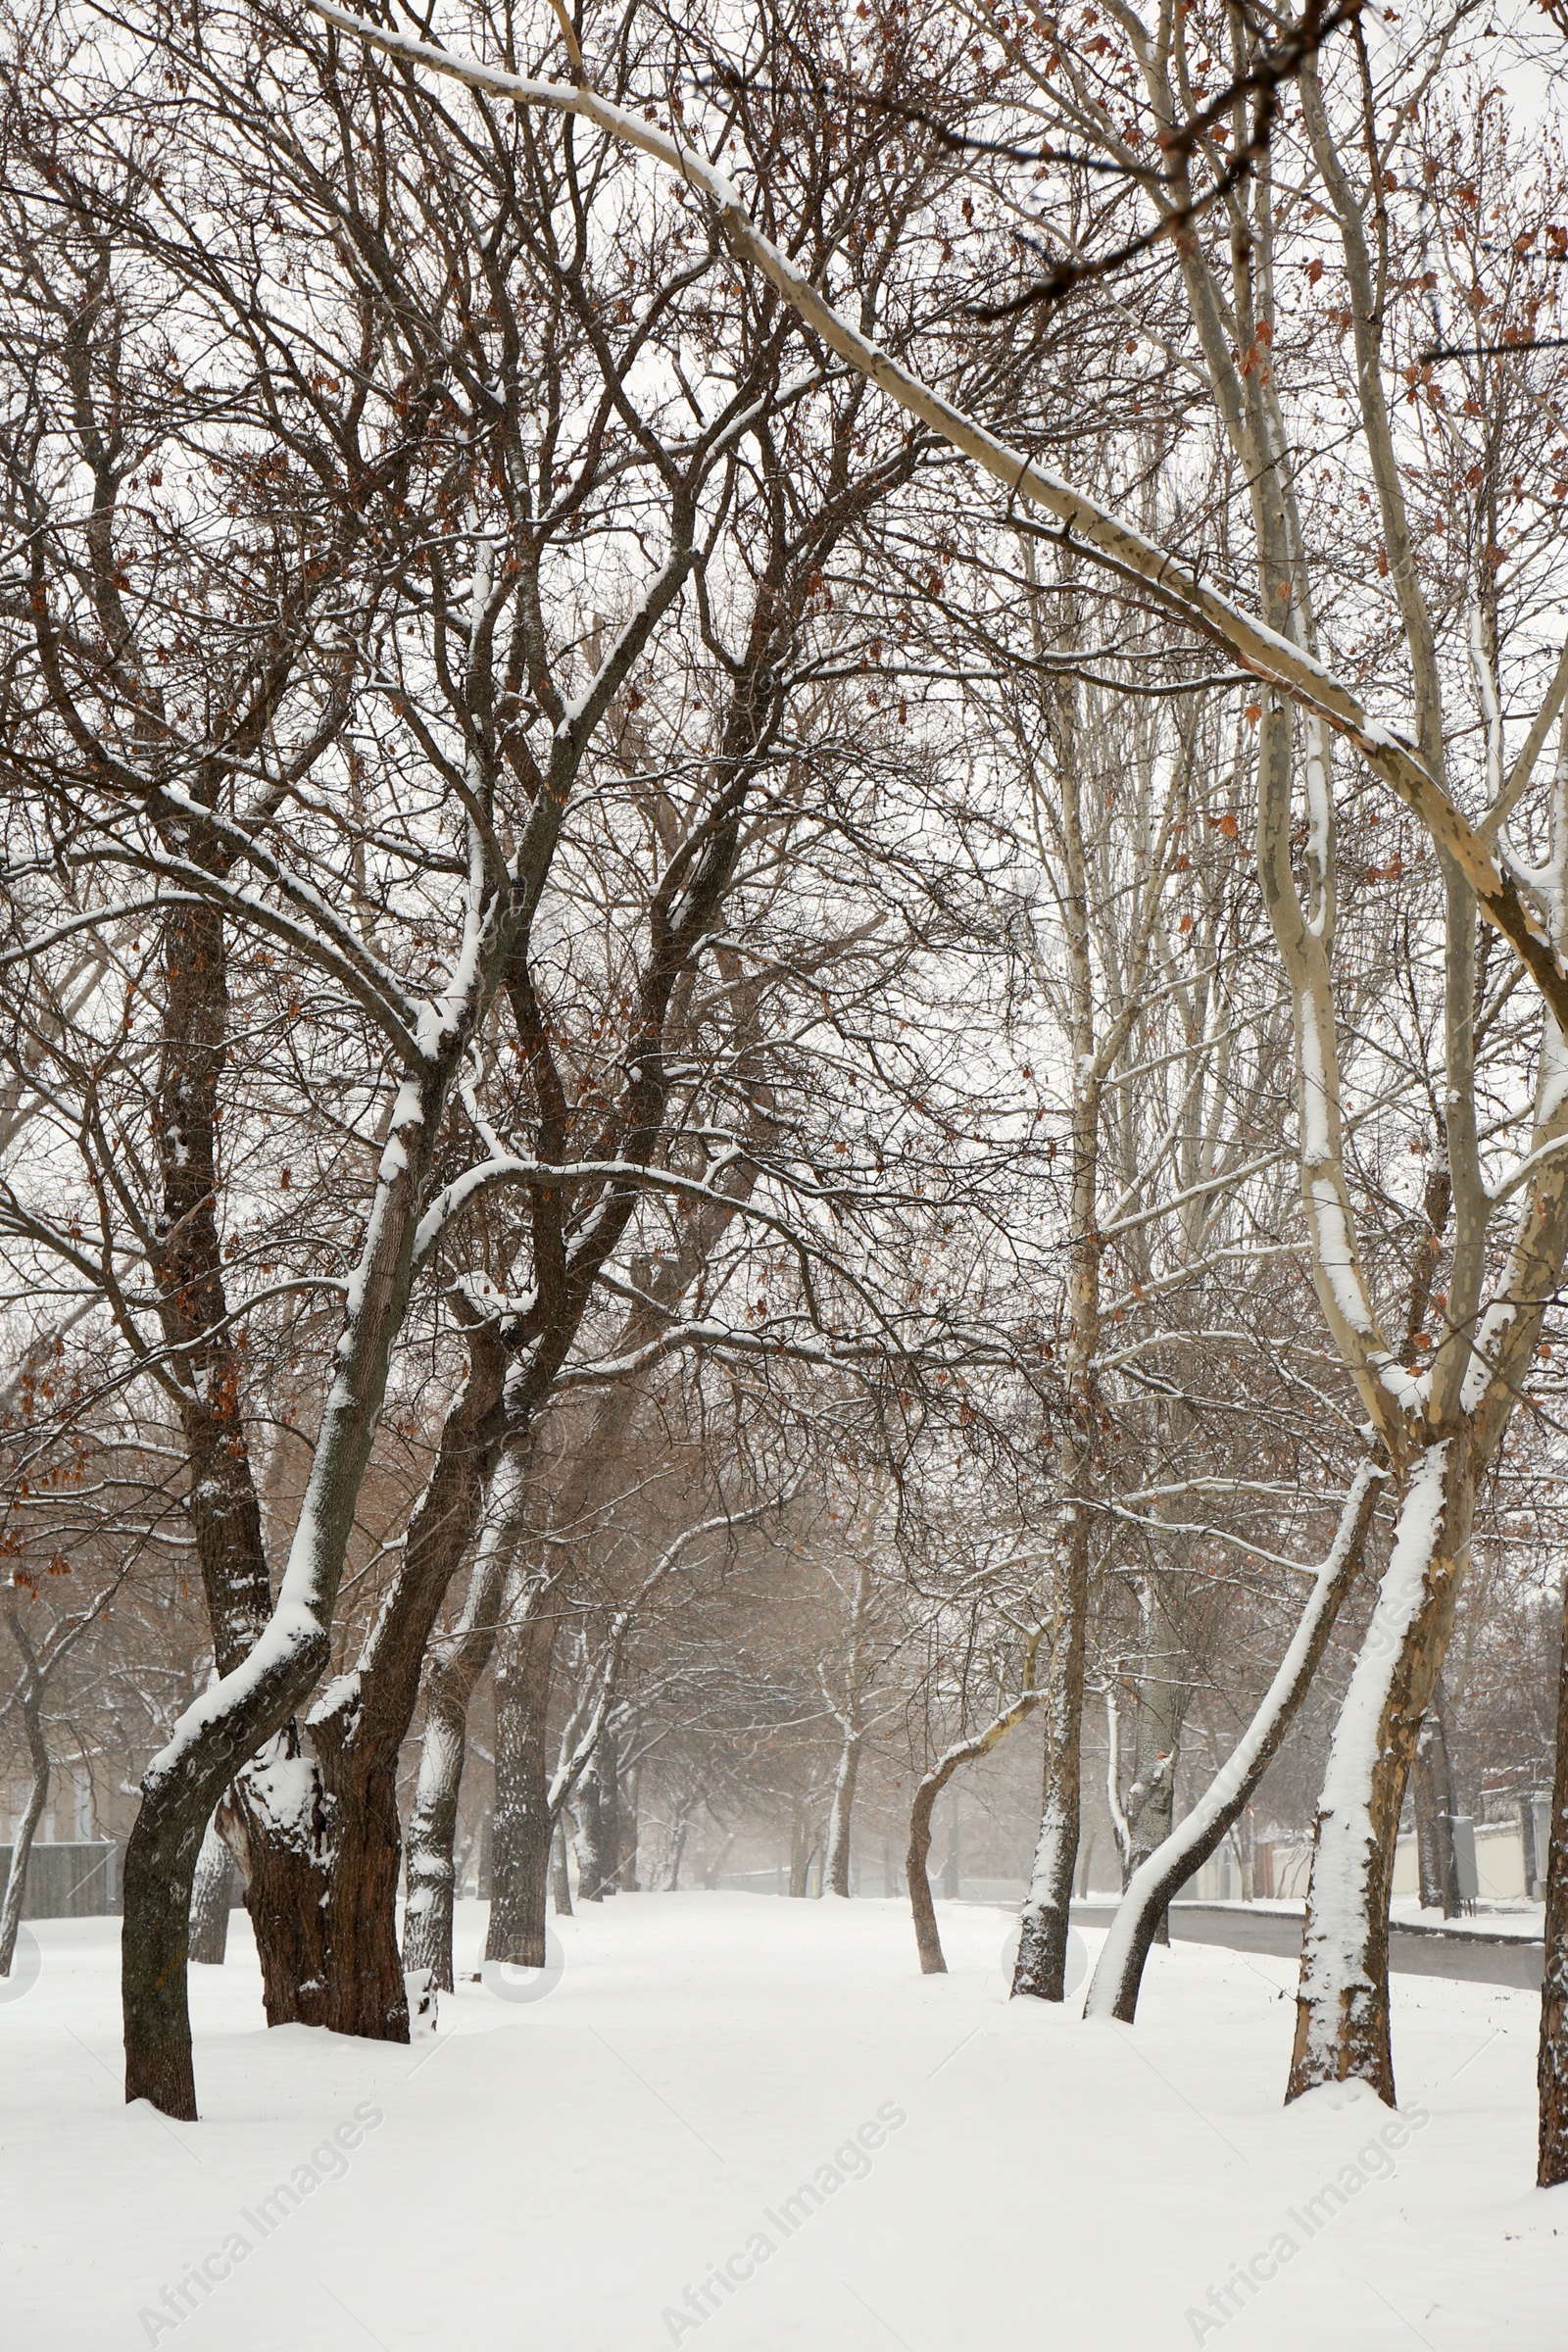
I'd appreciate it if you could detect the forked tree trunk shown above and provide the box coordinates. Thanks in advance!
[1086,1464,1382,2024]
[1537,1556,1568,2184]
[188,1819,234,1966]
[1287,1446,1471,2105]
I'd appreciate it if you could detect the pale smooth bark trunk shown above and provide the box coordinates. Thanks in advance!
[1086,1464,1383,2023]
[1013,1498,1089,2000]
[825,1731,862,1899]
[188,1820,233,1966]
[1287,1447,1472,2104]
[1119,1591,1191,1950]
[403,1439,530,1990]
[551,1822,573,1916]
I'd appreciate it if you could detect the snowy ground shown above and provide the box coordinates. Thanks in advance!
[4,1892,1565,2351]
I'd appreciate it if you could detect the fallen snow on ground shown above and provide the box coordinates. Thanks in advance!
[4,1892,1564,2350]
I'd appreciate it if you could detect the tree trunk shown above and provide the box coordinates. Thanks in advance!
[1287,1445,1471,2106]
[403,1439,531,1991]
[551,1821,573,1916]
[1538,1559,1568,2184]
[824,1729,862,1898]
[219,1738,332,2024]
[1410,1736,1446,1911]
[0,1708,46,1977]
[1427,1676,1464,1919]
[1087,1464,1382,2025]
[188,1819,233,1966]
[486,1600,559,1963]
[1120,1586,1192,1949]
[606,1750,637,1892]
[1012,1497,1089,2001]
[144,886,334,2031]
[906,1773,948,1975]
[906,1689,1043,1976]
[302,1322,511,2040]
[787,1799,816,1898]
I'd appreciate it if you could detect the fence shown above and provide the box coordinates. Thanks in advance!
[0,1839,122,1918]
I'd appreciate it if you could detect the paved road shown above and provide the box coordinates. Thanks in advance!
[1069,1900,1544,1989]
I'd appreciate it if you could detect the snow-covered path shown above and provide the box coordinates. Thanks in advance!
[3,1892,1563,2349]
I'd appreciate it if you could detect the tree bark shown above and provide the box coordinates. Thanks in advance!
[1119,1582,1193,1949]
[551,1821,573,1916]
[187,1820,234,1966]
[824,1730,862,1899]
[1013,1498,1090,2001]
[906,1683,1043,1976]
[1086,1464,1382,2024]
[1287,1446,1472,2105]
[402,1436,532,1990]
[1538,1558,1568,2184]
[0,1623,47,1977]
[485,1598,559,1964]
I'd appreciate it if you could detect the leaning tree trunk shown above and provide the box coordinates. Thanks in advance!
[1086,1463,1382,2024]
[188,1819,234,1966]
[1537,1549,1568,2184]
[1287,1444,1471,2106]
[486,1598,560,1962]
[906,1681,1043,1975]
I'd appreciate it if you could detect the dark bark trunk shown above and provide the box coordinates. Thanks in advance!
[304,1323,509,2039]
[141,890,327,2024]
[1428,1676,1464,1919]
[1537,1561,1568,2184]
[486,1604,558,1963]
[1411,1736,1446,1910]
[906,1774,948,1974]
